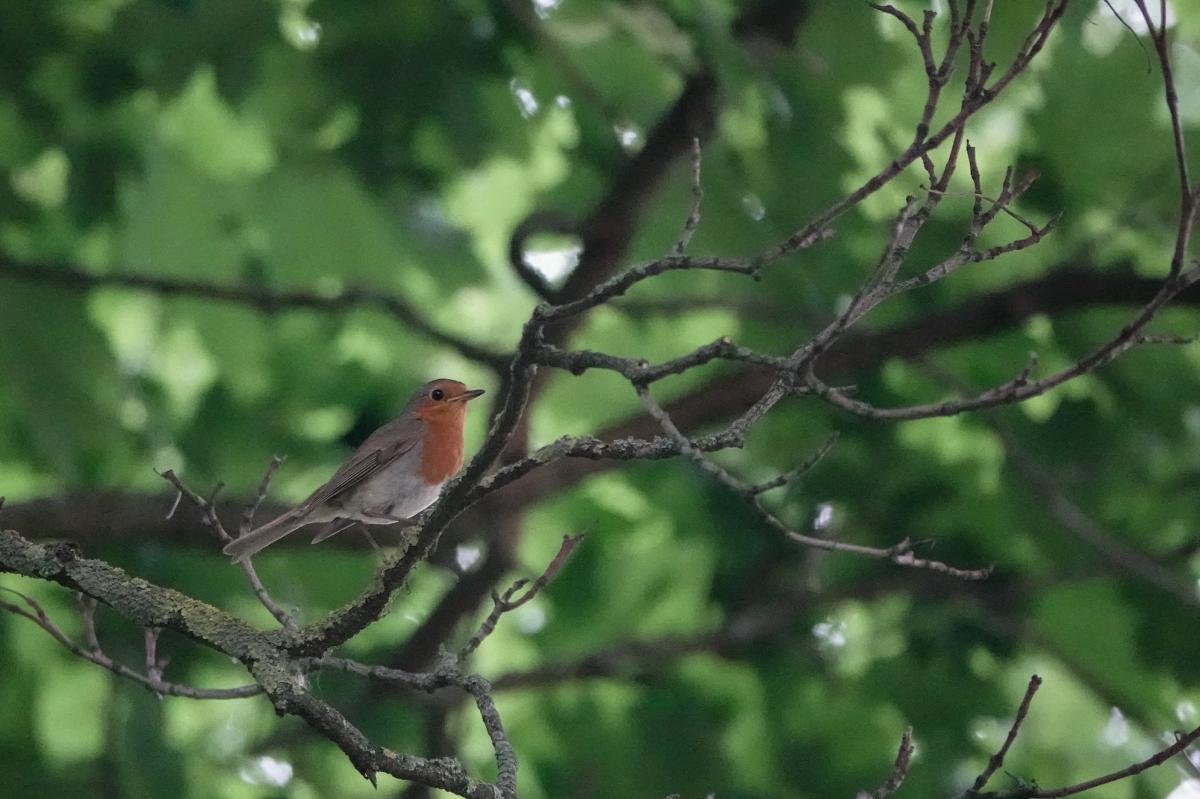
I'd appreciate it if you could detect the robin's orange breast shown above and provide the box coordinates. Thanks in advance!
[418,416,466,485]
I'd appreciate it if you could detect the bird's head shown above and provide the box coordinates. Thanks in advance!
[408,378,486,423]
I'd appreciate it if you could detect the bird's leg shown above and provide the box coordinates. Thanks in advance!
[357,525,385,561]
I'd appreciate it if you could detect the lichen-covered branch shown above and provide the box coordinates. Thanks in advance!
[0,529,509,799]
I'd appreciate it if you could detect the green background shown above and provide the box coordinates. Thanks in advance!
[1,1,1199,797]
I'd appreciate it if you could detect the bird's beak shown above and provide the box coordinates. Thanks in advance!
[451,388,486,403]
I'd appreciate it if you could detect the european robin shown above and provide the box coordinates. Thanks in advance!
[223,378,485,563]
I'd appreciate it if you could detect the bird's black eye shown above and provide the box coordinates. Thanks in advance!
[431,388,445,401]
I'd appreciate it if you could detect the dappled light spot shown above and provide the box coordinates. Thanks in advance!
[1169,779,1200,799]
[455,543,482,571]
[521,233,583,287]
[278,4,321,51]
[293,406,354,443]
[533,0,561,20]
[813,501,834,531]
[10,148,69,209]
[1099,707,1129,749]
[510,78,540,119]
[158,68,276,181]
[811,619,846,650]
[239,755,294,787]
[740,192,766,222]
[515,603,547,634]
[613,121,644,153]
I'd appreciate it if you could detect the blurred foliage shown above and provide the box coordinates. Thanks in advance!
[1,1,1200,798]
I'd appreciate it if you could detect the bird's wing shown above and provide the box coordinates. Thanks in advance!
[299,416,423,511]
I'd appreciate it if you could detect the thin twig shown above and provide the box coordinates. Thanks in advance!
[241,455,286,535]
[158,467,297,630]
[636,384,991,580]
[0,588,262,700]
[983,722,1200,798]
[802,264,1200,421]
[748,432,840,495]
[1130,0,1195,278]
[673,137,704,255]
[925,186,1045,233]
[164,489,182,520]
[459,533,584,659]
[965,674,1043,796]
[858,726,915,799]
[535,337,792,383]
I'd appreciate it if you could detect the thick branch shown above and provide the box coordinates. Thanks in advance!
[0,529,508,798]
[0,257,507,368]
[0,529,273,661]
[11,266,1198,551]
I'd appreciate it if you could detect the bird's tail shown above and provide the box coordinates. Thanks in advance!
[223,511,307,563]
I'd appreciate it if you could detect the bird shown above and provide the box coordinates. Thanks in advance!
[223,378,485,563]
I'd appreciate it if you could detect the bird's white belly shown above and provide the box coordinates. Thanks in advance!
[348,458,444,519]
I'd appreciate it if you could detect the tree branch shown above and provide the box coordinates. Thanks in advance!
[965,674,1043,796]
[0,587,262,700]
[981,723,1200,799]
[12,263,1192,554]
[857,726,915,799]
[159,464,298,630]
[459,533,583,659]
[635,384,991,579]
[0,529,509,798]
[0,256,508,369]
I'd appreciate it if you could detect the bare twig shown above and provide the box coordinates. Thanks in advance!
[965,674,1043,796]
[635,384,991,579]
[253,665,505,797]
[673,137,704,255]
[164,489,182,520]
[76,592,100,652]
[241,455,286,535]
[801,265,1200,421]
[143,627,165,697]
[1130,0,1196,278]
[748,432,840,495]
[158,467,297,630]
[983,722,1200,798]
[858,726,915,799]
[534,337,792,383]
[459,533,584,659]
[0,587,262,700]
